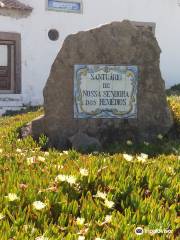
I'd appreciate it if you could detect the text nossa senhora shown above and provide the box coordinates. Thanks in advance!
[81,90,130,98]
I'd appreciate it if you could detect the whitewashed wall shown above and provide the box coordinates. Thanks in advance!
[0,0,179,108]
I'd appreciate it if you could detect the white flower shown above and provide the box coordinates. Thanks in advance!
[94,191,107,200]
[140,153,148,159]
[80,168,89,176]
[0,213,5,220]
[27,157,36,165]
[66,175,76,185]
[126,140,133,146]
[123,154,133,162]
[78,236,85,240]
[104,199,114,209]
[16,148,22,153]
[105,215,112,223]
[0,148,3,153]
[157,134,163,140]
[32,201,46,210]
[144,141,150,146]
[55,174,76,185]
[95,238,105,240]
[37,156,46,162]
[44,152,49,156]
[63,151,68,155]
[55,174,67,182]
[100,215,112,226]
[35,236,49,240]
[77,217,85,226]
[6,193,20,202]
[137,153,149,163]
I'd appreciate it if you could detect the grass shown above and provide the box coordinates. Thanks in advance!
[0,96,179,240]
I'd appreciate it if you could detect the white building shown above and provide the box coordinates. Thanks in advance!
[0,0,180,114]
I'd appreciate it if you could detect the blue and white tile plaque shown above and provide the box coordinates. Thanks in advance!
[47,0,82,13]
[74,65,138,119]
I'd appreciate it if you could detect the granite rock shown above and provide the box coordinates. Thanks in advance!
[69,131,102,152]
[20,122,32,139]
[32,20,173,149]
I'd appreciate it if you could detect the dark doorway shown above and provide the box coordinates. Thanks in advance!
[0,32,21,94]
[0,42,15,91]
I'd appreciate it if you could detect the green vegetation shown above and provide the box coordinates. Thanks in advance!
[166,84,180,96]
[0,97,179,240]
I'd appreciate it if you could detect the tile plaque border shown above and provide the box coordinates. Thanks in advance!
[74,64,138,119]
[46,0,83,14]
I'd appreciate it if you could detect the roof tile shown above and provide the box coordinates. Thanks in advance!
[0,0,32,11]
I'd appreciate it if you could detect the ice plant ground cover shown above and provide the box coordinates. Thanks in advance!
[0,96,179,240]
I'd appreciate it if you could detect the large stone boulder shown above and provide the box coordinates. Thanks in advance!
[32,20,173,149]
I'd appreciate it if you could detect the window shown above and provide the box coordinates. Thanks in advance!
[46,0,83,14]
[48,29,59,41]
[0,32,21,94]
